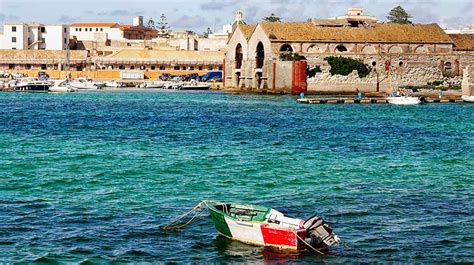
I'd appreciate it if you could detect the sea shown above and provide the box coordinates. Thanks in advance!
[0,90,473,263]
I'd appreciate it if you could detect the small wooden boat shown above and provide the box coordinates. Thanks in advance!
[207,202,340,253]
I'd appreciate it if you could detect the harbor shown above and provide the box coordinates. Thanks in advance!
[0,0,473,263]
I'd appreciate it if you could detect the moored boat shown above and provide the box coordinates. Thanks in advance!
[68,78,104,90]
[13,77,50,92]
[48,79,78,93]
[207,202,340,253]
[461,95,474,103]
[387,96,421,105]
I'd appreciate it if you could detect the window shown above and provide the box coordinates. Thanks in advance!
[12,48,16,50]
[12,37,16,43]
[64,38,67,44]
[173,66,179,70]
[208,66,214,70]
[181,66,187,70]
[119,65,125,70]
[26,64,32,69]
[85,28,88,32]
[12,26,17,32]
[189,66,194,70]
[96,28,98,31]
[40,27,45,33]
[159,65,165,70]
[41,64,47,70]
[79,28,82,31]
[151,66,156,70]
[89,28,92,31]
[336,45,348,52]
[100,28,103,32]
[198,66,203,71]
[218,66,223,71]
[75,28,78,31]
[130,66,135,70]
[64,28,67,33]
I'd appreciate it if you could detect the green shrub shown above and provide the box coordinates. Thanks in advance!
[428,80,443,86]
[307,66,322,78]
[324,56,371,78]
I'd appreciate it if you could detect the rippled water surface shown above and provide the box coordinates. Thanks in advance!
[0,91,473,263]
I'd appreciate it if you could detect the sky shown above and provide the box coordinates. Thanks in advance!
[0,0,473,33]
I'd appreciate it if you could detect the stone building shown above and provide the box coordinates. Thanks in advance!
[225,21,474,94]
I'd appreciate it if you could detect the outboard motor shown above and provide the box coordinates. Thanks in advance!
[303,215,340,248]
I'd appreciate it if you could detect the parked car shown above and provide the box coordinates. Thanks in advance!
[201,71,222,82]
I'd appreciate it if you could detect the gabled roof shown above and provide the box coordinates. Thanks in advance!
[70,22,119,27]
[239,24,256,40]
[449,34,474,51]
[258,22,453,44]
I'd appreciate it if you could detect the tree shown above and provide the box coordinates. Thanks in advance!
[387,5,413,24]
[146,18,156,29]
[264,13,281,22]
[157,14,170,37]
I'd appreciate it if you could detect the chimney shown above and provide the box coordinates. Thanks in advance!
[133,16,143,26]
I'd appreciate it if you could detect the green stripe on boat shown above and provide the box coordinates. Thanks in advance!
[208,206,232,237]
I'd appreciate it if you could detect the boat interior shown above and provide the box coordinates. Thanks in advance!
[213,203,269,222]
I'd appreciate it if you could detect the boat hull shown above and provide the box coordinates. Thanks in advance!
[462,96,474,103]
[15,84,50,92]
[387,96,421,105]
[208,205,307,253]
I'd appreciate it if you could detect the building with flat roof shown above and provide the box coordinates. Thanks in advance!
[0,23,69,50]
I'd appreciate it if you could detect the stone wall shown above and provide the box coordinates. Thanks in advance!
[462,66,474,96]
[306,52,474,94]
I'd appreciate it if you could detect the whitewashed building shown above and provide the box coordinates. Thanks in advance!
[0,23,69,50]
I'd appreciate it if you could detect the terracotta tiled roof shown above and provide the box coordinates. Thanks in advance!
[70,22,119,27]
[449,34,474,51]
[239,24,256,40]
[259,22,453,44]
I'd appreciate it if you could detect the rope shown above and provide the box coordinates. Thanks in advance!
[161,200,224,231]
[294,232,326,256]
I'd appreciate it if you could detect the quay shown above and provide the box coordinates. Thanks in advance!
[296,97,465,104]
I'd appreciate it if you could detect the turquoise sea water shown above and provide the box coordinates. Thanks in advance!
[0,91,473,263]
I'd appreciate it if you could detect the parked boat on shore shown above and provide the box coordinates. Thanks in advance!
[178,80,210,91]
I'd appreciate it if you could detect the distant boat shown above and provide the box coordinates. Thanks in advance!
[48,79,77,93]
[105,80,124,88]
[13,77,50,92]
[178,81,210,91]
[387,96,421,105]
[206,202,340,253]
[68,78,105,90]
[461,95,474,103]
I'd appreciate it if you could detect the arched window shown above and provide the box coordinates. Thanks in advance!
[235,43,243,69]
[336,45,348,53]
[280,44,293,52]
[256,42,264,69]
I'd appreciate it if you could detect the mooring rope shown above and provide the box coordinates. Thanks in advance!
[161,200,224,230]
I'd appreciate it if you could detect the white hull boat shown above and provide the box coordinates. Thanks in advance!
[461,96,474,103]
[48,80,78,93]
[68,78,104,90]
[105,81,123,88]
[387,96,421,105]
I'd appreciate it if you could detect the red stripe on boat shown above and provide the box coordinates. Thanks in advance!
[260,224,307,248]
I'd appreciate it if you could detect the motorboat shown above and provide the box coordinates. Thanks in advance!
[178,80,211,91]
[207,202,340,253]
[143,81,164,89]
[48,79,77,93]
[105,80,124,88]
[461,95,474,103]
[13,77,50,92]
[68,78,105,90]
[387,96,421,105]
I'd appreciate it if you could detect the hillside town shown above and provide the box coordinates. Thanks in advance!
[0,7,473,98]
